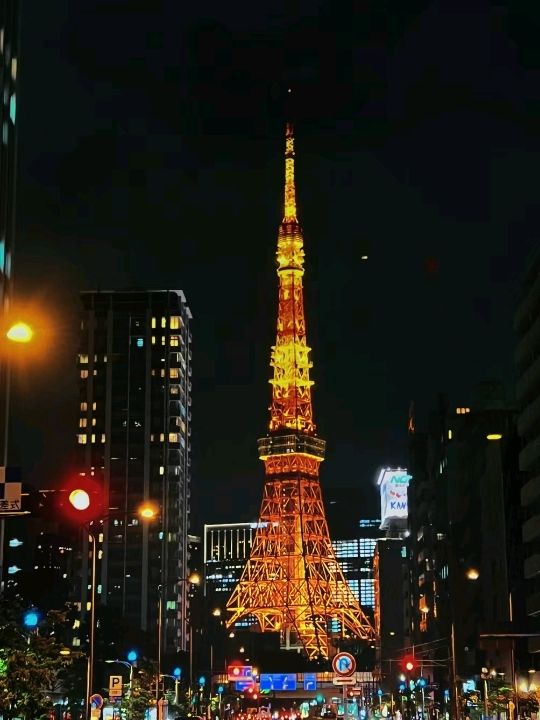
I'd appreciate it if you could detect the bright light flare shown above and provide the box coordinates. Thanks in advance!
[486,433,503,441]
[69,489,90,511]
[466,567,480,580]
[138,502,159,520]
[6,322,34,343]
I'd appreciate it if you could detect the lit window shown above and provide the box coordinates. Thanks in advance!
[9,94,16,124]
[81,402,87,411]
[92,418,96,426]
[161,317,167,328]
[152,336,156,345]
[80,370,89,379]
[91,434,96,444]
[448,429,452,440]
[170,336,179,347]
[170,368,179,379]
[79,418,87,428]
[101,433,106,443]
[79,354,89,364]
[159,433,165,442]
[93,369,97,376]
[161,336,166,346]
[98,533,104,542]
[136,338,144,348]
[92,402,97,411]
[159,466,164,475]
[78,434,87,445]
[169,433,179,443]
[151,318,156,328]
[170,386,179,396]
[170,316,182,330]
[161,369,165,378]
[11,57,17,81]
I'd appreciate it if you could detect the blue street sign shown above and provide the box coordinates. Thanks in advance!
[260,674,297,691]
[304,673,317,691]
[235,681,254,691]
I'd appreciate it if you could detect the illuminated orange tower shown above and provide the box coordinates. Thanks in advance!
[226,124,375,659]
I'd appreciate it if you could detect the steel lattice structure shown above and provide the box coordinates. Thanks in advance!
[226,124,375,659]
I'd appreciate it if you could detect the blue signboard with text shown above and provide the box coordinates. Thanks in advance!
[260,674,297,691]
[235,681,254,691]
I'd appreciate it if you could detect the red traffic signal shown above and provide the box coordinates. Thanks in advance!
[402,655,417,673]
[58,476,104,524]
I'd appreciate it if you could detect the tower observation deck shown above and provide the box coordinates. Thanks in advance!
[226,124,375,659]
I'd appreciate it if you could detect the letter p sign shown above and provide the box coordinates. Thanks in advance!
[109,675,123,698]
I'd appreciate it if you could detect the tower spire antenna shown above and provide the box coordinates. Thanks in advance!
[283,122,297,222]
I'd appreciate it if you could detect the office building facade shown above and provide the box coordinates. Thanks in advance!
[77,290,192,656]
[0,0,17,319]
[408,387,528,681]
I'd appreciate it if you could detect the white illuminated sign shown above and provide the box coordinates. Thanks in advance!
[377,468,411,529]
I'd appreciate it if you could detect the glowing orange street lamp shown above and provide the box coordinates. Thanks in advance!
[6,321,34,343]
[138,501,159,520]
[466,567,480,580]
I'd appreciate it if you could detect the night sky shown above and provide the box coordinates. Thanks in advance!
[9,1,540,529]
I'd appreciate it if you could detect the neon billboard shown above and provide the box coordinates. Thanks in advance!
[377,467,411,529]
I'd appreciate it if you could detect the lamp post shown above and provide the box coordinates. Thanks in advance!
[0,320,35,593]
[86,528,97,719]
[178,572,201,697]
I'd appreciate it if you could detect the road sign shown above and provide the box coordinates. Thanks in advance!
[304,672,317,691]
[90,694,104,710]
[109,675,123,698]
[0,467,21,514]
[228,665,252,681]
[235,680,254,691]
[332,652,356,677]
[333,676,356,685]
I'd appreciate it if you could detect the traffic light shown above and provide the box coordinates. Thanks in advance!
[401,654,417,673]
[57,476,104,524]
[23,608,40,628]
[417,677,427,688]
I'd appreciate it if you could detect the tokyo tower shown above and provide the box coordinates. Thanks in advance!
[226,124,375,659]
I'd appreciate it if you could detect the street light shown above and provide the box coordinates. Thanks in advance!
[161,670,182,705]
[466,567,480,581]
[6,321,33,343]
[0,318,38,592]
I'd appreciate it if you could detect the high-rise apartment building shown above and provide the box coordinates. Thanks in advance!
[408,386,527,684]
[77,290,192,657]
[0,0,17,320]
[0,0,19,590]
[516,250,540,649]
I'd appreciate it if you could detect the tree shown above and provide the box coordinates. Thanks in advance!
[0,601,83,720]
[121,665,156,720]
